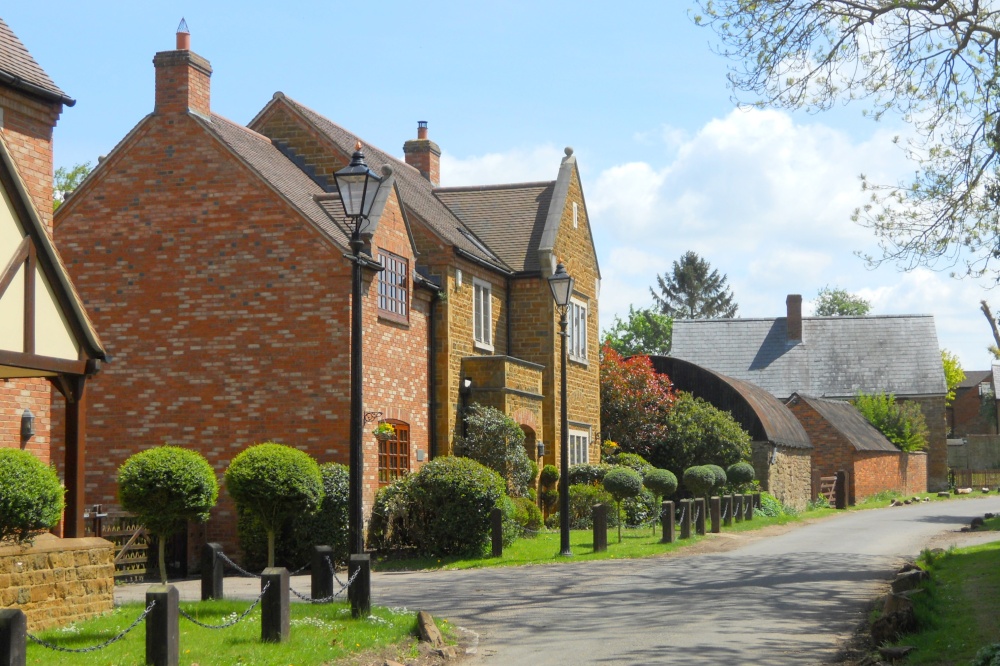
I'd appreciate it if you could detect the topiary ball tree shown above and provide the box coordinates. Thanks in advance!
[540,464,560,488]
[705,464,728,496]
[683,465,716,500]
[118,446,218,583]
[0,449,65,545]
[603,467,643,543]
[225,442,323,568]
[643,468,678,535]
[727,462,755,491]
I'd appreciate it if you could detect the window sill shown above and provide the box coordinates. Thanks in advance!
[474,340,495,353]
[378,311,410,327]
[569,356,589,368]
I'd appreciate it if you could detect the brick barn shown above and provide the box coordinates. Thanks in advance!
[53,26,602,559]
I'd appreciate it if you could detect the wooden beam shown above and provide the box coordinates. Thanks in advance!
[24,240,35,355]
[63,377,87,538]
[0,236,28,300]
[0,350,88,375]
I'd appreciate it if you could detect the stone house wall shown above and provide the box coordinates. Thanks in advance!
[752,442,811,511]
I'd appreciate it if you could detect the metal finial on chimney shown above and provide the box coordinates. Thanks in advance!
[176,18,190,50]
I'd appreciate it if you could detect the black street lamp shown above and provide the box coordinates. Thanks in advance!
[547,261,574,557]
[332,142,387,617]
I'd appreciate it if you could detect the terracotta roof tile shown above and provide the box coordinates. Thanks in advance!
[0,18,73,104]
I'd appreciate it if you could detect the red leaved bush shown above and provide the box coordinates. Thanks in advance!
[599,344,676,460]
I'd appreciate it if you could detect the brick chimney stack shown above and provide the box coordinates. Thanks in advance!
[403,121,441,186]
[786,294,803,343]
[153,19,212,117]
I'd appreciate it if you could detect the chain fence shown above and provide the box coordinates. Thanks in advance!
[27,601,155,654]
[178,582,269,629]
[217,550,262,579]
[289,558,359,603]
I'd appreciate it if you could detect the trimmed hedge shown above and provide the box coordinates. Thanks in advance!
[705,464,728,494]
[512,496,543,534]
[726,462,755,489]
[118,446,218,538]
[683,465,716,498]
[545,483,620,530]
[643,468,678,501]
[568,463,611,486]
[539,464,560,487]
[0,449,65,544]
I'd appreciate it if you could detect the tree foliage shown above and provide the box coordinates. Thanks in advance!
[603,306,673,356]
[814,286,871,317]
[693,1,1000,279]
[941,348,966,406]
[0,449,65,545]
[852,392,929,453]
[648,392,752,481]
[682,466,717,499]
[53,162,91,211]
[603,467,644,543]
[455,404,532,498]
[600,344,676,460]
[650,251,737,319]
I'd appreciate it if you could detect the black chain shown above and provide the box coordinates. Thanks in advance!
[28,601,155,653]
[288,558,359,603]
[178,581,269,629]
[217,551,261,578]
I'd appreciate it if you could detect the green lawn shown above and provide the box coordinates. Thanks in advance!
[26,599,435,666]
[888,516,1000,665]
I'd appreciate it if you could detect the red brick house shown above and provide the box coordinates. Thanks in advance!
[786,393,926,502]
[54,28,601,556]
[947,369,996,436]
[0,17,106,537]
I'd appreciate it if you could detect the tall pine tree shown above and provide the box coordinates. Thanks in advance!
[650,251,737,319]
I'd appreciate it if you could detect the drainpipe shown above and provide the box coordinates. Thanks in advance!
[428,291,438,460]
[505,275,513,357]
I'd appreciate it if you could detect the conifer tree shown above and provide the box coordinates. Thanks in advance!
[650,251,737,319]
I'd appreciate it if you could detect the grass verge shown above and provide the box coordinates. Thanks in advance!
[26,599,439,666]
[887,516,1000,665]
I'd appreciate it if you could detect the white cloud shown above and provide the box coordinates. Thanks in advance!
[440,145,566,187]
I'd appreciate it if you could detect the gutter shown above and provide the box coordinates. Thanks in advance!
[454,247,514,277]
[0,70,75,107]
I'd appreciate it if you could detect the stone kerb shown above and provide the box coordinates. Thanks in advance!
[0,533,114,630]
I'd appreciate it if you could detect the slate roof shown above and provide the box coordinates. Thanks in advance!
[435,182,555,273]
[199,114,352,248]
[959,369,993,389]
[0,18,74,105]
[670,315,946,399]
[263,95,511,273]
[649,356,811,449]
[788,393,898,452]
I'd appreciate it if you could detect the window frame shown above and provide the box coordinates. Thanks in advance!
[378,421,410,486]
[568,296,588,363]
[377,249,409,323]
[473,277,494,351]
[568,427,590,466]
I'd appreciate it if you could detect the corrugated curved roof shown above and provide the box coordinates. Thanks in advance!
[649,355,811,449]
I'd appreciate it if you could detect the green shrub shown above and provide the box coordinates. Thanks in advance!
[610,452,654,474]
[649,392,752,479]
[683,465,716,498]
[455,404,532,497]
[704,464,727,494]
[498,495,521,547]
[539,464,559,487]
[726,462,755,490]
[528,459,539,485]
[972,643,1000,666]
[755,492,794,517]
[541,488,559,511]
[367,475,415,554]
[512,496,543,534]
[225,442,323,567]
[406,456,507,556]
[240,462,349,571]
[644,468,678,500]
[604,467,644,542]
[853,391,929,452]
[118,446,218,583]
[568,463,611,486]
[545,483,620,529]
[0,449,65,545]
[621,487,657,527]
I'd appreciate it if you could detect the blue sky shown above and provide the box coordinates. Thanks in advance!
[6,2,998,371]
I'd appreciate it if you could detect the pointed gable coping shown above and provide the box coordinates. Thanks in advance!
[536,148,600,281]
[249,93,513,274]
[0,132,104,364]
[0,17,74,106]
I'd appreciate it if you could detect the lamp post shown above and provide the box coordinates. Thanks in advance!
[332,142,386,617]
[547,262,574,557]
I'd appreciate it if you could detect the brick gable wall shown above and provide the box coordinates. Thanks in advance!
[53,111,429,558]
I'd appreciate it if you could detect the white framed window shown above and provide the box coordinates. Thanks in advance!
[568,297,588,363]
[473,278,493,351]
[568,428,590,465]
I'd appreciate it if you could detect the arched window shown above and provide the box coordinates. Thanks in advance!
[378,421,410,485]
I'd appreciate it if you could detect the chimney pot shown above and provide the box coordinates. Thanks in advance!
[786,294,803,343]
[403,121,441,186]
[417,121,428,139]
[176,18,190,50]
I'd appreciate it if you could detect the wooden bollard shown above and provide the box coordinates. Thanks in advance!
[680,499,692,539]
[261,568,290,643]
[723,495,733,527]
[710,496,721,534]
[145,585,179,666]
[0,609,26,666]
[348,554,371,619]
[491,507,503,558]
[311,545,334,600]
[592,504,608,552]
[735,494,744,522]
[745,494,754,520]
[753,492,762,510]
[200,542,224,601]
[661,501,675,544]
[695,498,706,535]
[835,471,848,509]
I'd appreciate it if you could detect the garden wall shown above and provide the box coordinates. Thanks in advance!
[0,534,114,630]
[752,442,810,511]
[948,435,1000,470]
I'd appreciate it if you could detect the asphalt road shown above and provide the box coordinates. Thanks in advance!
[370,497,1000,665]
[114,497,1000,664]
